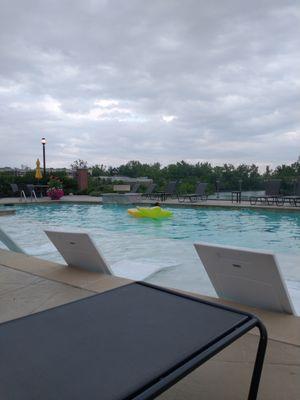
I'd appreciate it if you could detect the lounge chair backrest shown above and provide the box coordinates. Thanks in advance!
[195,182,207,196]
[265,179,281,196]
[165,181,177,194]
[130,182,140,193]
[10,183,18,194]
[145,183,156,194]
[26,184,35,192]
[45,231,112,275]
[194,242,295,314]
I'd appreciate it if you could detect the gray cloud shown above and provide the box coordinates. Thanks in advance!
[0,0,299,168]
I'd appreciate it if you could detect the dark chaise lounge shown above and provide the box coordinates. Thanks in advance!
[0,282,267,400]
[10,183,27,201]
[281,178,300,207]
[250,179,282,206]
[141,183,157,198]
[152,180,178,201]
[178,182,208,203]
[129,182,141,193]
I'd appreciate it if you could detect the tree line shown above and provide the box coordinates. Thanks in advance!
[1,160,299,196]
[90,160,300,193]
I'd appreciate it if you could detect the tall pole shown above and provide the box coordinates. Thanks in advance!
[216,179,220,199]
[41,137,46,176]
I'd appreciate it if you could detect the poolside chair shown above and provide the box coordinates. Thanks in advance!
[178,182,208,202]
[45,231,113,274]
[194,242,296,314]
[46,230,176,280]
[152,181,178,201]
[141,183,157,198]
[10,183,27,201]
[0,227,25,254]
[250,179,282,206]
[130,182,141,193]
[281,178,300,206]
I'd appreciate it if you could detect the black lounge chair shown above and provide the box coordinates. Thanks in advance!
[250,179,282,206]
[10,183,27,201]
[281,178,300,206]
[0,282,267,400]
[178,182,208,202]
[152,180,178,201]
[130,182,140,193]
[142,183,157,198]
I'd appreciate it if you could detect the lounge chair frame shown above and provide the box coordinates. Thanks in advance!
[152,181,178,202]
[250,179,282,206]
[0,281,268,400]
[178,182,208,203]
[142,183,157,199]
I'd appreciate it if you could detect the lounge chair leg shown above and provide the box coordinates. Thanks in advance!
[247,322,268,400]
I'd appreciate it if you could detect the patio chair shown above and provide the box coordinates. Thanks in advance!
[250,179,282,206]
[141,183,157,198]
[152,181,178,201]
[130,182,141,193]
[26,184,38,201]
[0,281,268,400]
[45,230,174,280]
[281,178,300,206]
[45,231,113,274]
[178,182,208,202]
[10,183,27,201]
[194,242,296,314]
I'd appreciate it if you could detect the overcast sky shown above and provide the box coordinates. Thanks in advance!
[0,0,299,169]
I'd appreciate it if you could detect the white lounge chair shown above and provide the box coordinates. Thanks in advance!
[0,227,25,253]
[194,242,296,315]
[45,231,112,274]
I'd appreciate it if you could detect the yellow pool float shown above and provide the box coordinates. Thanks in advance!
[128,206,173,219]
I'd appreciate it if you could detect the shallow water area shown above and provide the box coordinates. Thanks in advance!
[1,203,299,312]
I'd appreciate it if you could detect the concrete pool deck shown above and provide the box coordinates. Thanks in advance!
[1,194,300,211]
[0,248,299,399]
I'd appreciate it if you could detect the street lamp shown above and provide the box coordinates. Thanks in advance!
[41,137,46,176]
[216,179,220,199]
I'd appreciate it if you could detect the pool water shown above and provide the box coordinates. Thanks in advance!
[1,203,300,310]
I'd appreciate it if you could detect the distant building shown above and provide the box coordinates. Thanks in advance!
[0,167,32,176]
[97,176,153,184]
[0,167,14,173]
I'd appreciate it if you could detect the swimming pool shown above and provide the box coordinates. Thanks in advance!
[1,203,300,309]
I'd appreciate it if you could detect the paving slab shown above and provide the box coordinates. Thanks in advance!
[158,334,300,400]
[0,264,43,296]
[0,265,92,323]
[0,248,63,275]
[41,265,132,291]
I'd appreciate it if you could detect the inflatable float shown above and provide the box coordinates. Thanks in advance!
[127,206,173,219]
